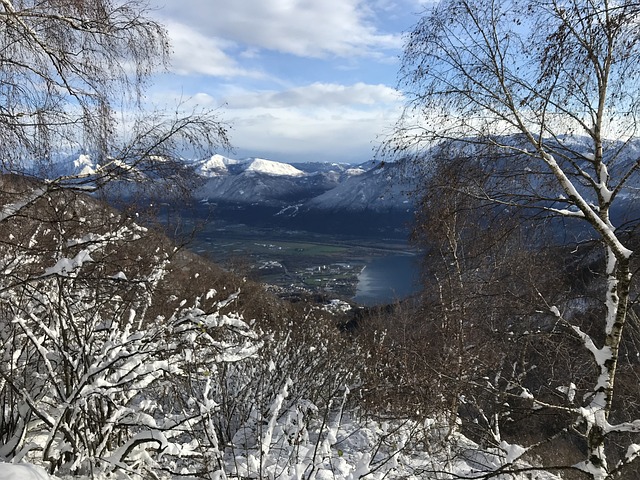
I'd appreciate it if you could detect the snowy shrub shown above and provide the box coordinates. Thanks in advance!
[187,305,366,462]
[0,188,262,477]
[0,185,370,479]
[0,183,570,480]
[0,250,260,477]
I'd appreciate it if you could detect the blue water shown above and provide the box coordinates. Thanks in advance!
[353,254,421,306]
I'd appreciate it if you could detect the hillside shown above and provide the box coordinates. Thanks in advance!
[0,174,563,480]
[8,135,640,479]
[190,155,416,213]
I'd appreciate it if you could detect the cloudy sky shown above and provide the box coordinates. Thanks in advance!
[146,0,428,163]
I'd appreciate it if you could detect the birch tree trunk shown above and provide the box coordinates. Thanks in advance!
[387,0,640,477]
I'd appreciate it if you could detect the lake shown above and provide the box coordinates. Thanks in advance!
[183,220,422,305]
[353,253,422,306]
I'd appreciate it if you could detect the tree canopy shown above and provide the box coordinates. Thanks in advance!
[0,0,228,183]
[386,1,640,478]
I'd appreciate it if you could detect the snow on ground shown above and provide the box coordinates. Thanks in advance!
[0,463,53,480]
[0,414,561,480]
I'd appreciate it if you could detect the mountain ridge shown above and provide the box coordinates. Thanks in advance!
[191,154,415,214]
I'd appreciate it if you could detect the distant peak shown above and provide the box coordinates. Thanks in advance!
[245,158,305,177]
[196,154,238,177]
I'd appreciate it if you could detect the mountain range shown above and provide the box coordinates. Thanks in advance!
[60,135,640,240]
[184,154,417,237]
[45,153,417,238]
[191,154,415,213]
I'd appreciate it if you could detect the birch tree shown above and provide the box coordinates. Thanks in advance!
[387,0,640,478]
[0,0,228,189]
[0,1,233,476]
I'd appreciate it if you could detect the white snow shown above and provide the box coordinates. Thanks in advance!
[197,154,238,176]
[520,388,534,400]
[43,250,94,276]
[556,383,577,402]
[625,443,640,462]
[244,158,305,177]
[73,154,96,176]
[205,288,217,299]
[0,463,53,480]
[500,440,527,464]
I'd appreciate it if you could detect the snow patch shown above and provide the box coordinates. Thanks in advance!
[73,154,96,176]
[44,250,94,276]
[520,388,534,400]
[245,158,305,177]
[112,271,127,280]
[0,463,53,480]
[557,383,577,403]
[197,154,238,177]
[500,441,527,464]
[626,443,640,461]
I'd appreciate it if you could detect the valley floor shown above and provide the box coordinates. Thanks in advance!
[187,224,420,304]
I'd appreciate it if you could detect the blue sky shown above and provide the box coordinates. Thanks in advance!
[146,0,429,163]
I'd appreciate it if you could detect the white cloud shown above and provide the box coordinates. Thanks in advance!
[217,84,403,162]
[154,0,402,59]
[165,21,265,78]
[143,1,412,161]
[223,82,402,109]
[149,82,403,162]
[230,107,397,162]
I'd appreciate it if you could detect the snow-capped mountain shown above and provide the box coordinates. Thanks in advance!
[304,161,412,212]
[195,154,239,177]
[244,158,305,177]
[195,156,305,178]
[195,159,334,206]
[45,152,416,216]
[193,155,415,213]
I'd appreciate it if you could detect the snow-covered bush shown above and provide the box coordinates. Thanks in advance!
[0,180,562,480]
[0,187,262,477]
[0,184,367,478]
